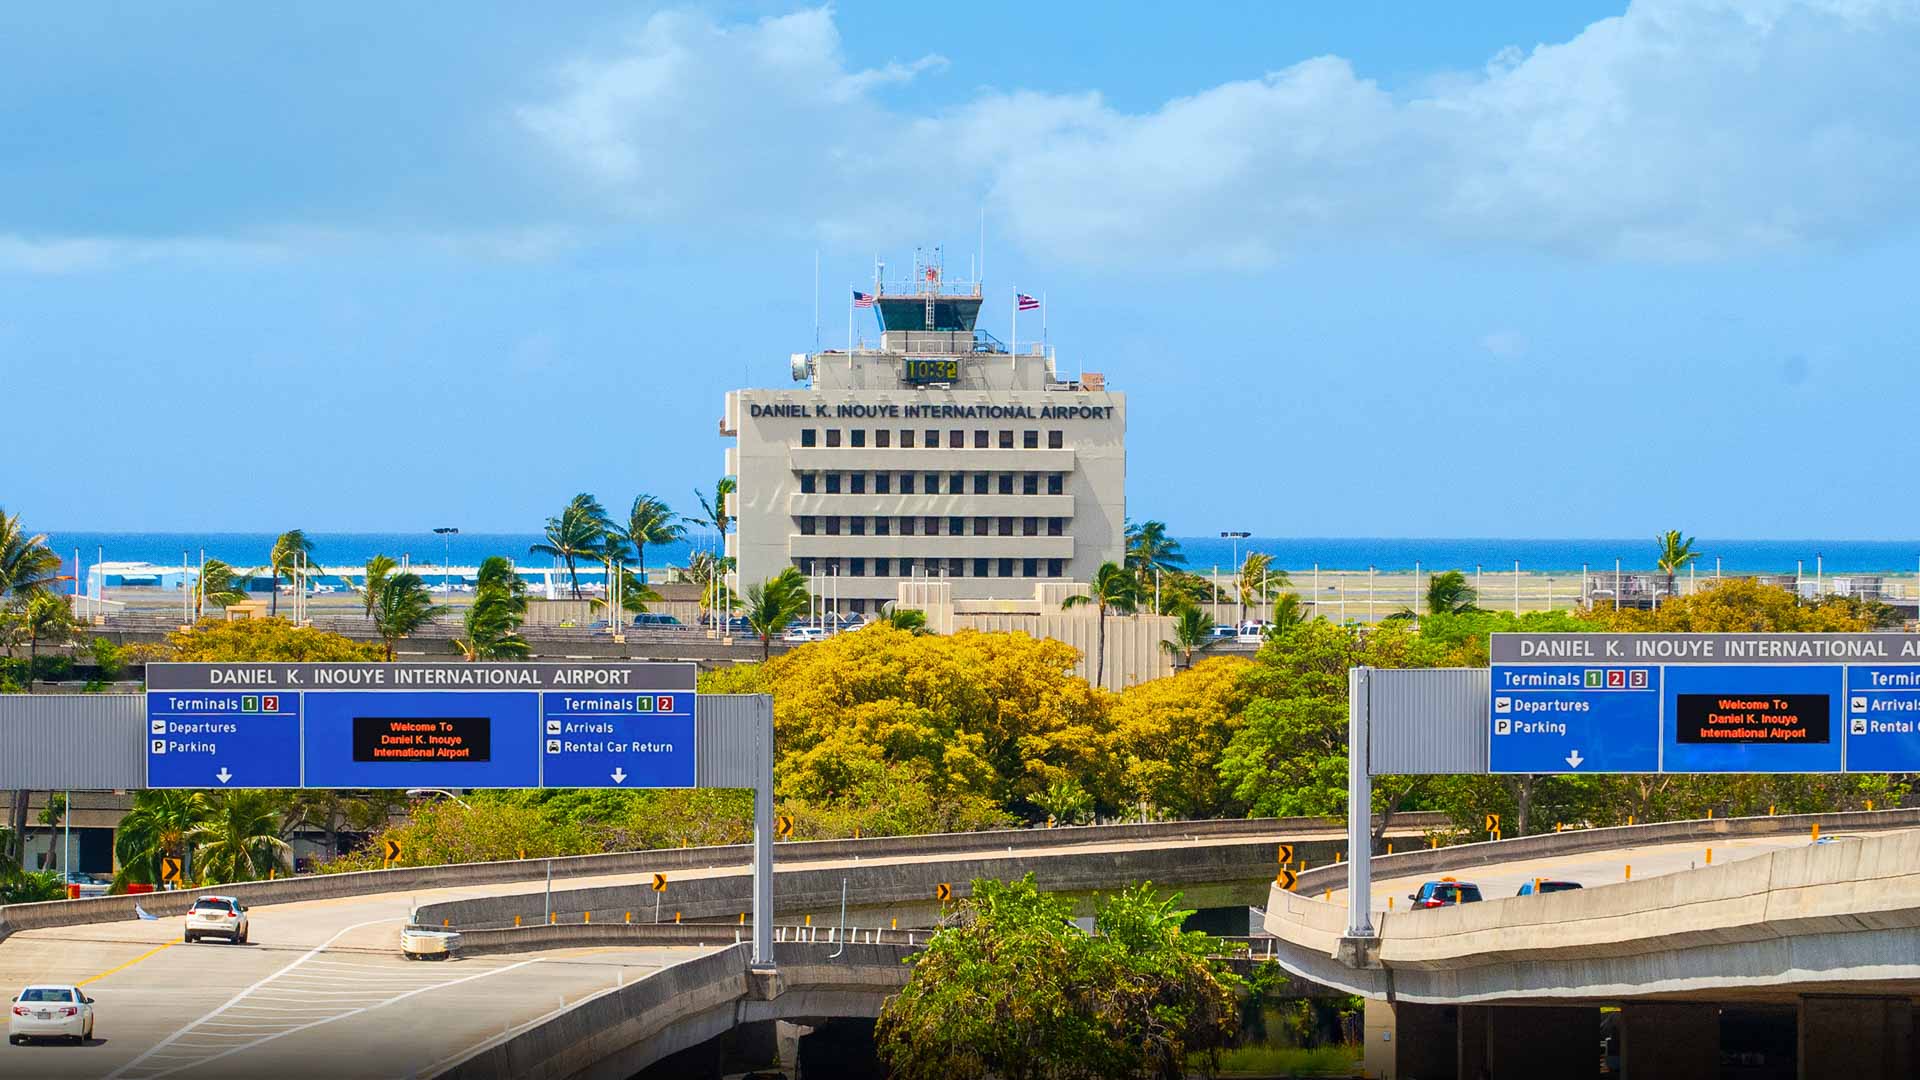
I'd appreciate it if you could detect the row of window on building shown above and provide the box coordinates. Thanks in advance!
[799,472,1066,495]
[794,556,1066,579]
[800,428,1067,450]
[799,516,1066,537]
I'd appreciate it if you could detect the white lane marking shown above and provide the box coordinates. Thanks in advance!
[105,917,401,1080]
[130,959,543,1080]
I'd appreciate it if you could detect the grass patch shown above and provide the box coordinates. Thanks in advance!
[1209,1044,1361,1077]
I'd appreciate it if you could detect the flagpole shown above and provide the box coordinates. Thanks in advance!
[1011,286,1017,358]
[848,286,854,352]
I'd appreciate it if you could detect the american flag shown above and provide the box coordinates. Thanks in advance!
[852,290,875,308]
[1016,293,1040,311]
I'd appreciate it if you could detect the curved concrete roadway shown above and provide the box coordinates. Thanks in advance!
[0,825,1358,1079]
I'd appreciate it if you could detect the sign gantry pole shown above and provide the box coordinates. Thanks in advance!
[1346,666,1374,939]
[752,697,775,967]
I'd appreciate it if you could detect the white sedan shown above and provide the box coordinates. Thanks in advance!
[184,894,251,944]
[8,985,95,1045]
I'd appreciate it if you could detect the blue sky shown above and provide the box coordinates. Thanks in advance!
[7,1,1920,537]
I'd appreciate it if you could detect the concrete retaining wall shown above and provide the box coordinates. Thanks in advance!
[438,942,916,1080]
[0,813,1419,945]
[415,836,1332,930]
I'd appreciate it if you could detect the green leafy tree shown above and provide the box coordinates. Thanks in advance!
[1269,592,1309,632]
[1124,520,1187,582]
[1,870,66,905]
[37,794,66,873]
[1655,529,1701,601]
[618,494,685,584]
[193,558,250,617]
[0,508,62,599]
[1160,603,1215,666]
[453,591,531,660]
[266,529,315,617]
[167,618,384,662]
[1062,561,1142,688]
[876,875,1238,1080]
[191,790,292,885]
[745,567,811,660]
[529,493,612,599]
[113,790,211,890]
[372,572,447,660]
[1031,777,1094,825]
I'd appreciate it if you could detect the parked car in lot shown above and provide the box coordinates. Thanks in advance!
[631,613,682,627]
[782,626,828,643]
[184,895,250,944]
[8,985,94,1045]
[1516,879,1583,896]
[1210,625,1239,640]
[1408,879,1483,908]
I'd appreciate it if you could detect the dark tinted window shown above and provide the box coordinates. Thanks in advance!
[1047,430,1063,449]
[875,429,891,448]
[826,429,842,447]
[800,429,817,447]
[1023,430,1039,449]
[850,429,866,448]
[20,988,75,1003]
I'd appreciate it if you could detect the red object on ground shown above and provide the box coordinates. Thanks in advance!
[126,883,155,895]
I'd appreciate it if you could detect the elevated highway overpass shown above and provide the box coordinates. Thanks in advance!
[1263,810,1920,1079]
[0,814,1419,1079]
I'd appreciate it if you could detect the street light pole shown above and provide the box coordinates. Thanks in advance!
[433,527,459,595]
[1220,531,1249,628]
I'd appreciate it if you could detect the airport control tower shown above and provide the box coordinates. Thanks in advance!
[720,249,1126,613]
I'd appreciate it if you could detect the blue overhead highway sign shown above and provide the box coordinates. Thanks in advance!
[1490,664,1660,774]
[145,662,697,789]
[145,690,301,789]
[1490,633,1920,775]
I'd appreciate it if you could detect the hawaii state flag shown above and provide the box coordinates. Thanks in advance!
[1016,293,1040,311]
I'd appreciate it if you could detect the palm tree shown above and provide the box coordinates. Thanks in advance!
[885,605,929,634]
[530,494,612,599]
[1236,552,1288,627]
[265,529,315,617]
[1124,520,1187,581]
[1656,530,1700,602]
[620,495,685,584]
[1270,591,1309,632]
[114,790,210,889]
[372,572,448,660]
[193,559,249,617]
[1425,570,1479,614]
[191,791,292,885]
[20,592,74,691]
[1159,603,1215,666]
[745,567,811,660]
[453,558,530,661]
[0,508,61,599]
[689,552,736,621]
[1061,560,1143,689]
[694,477,737,541]
[343,554,398,624]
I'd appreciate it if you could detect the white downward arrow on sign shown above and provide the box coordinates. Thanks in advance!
[1565,751,1584,769]
[611,768,628,784]
[216,768,233,784]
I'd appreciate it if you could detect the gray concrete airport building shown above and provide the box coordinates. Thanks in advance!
[720,265,1125,614]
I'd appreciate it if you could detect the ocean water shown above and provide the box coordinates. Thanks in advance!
[38,531,1920,578]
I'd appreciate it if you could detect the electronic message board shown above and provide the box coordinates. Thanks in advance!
[145,662,695,789]
[1489,633,1920,774]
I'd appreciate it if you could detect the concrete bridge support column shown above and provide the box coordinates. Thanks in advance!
[1799,995,1914,1080]
[1464,1004,1598,1079]
[1386,1000,1458,1079]
[1622,1003,1719,1078]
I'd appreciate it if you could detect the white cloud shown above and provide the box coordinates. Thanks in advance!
[1481,330,1529,358]
[518,0,1920,267]
[0,234,284,274]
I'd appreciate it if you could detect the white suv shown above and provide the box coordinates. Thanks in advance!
[9,985,94,1045]
[184,895,250,944]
